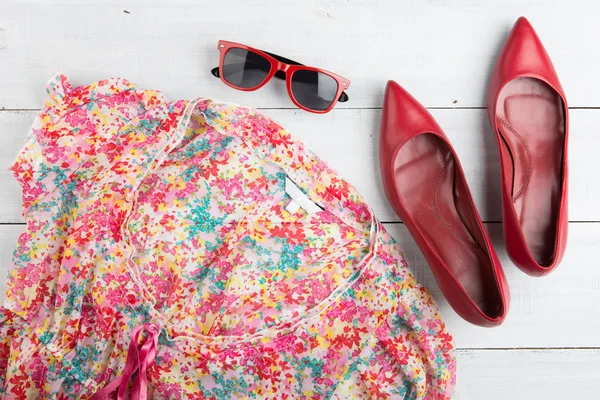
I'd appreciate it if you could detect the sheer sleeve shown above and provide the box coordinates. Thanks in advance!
[370,288,456,399]
[10,72,168,214]
[360,229,456,399]
[5,72,169,317]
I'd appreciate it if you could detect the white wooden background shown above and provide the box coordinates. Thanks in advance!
[1,1,599,398]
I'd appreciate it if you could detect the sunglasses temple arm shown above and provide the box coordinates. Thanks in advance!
[262,50,303,66]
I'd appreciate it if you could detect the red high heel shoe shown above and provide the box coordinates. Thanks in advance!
[380,81,509,327]
[487,17,568,276]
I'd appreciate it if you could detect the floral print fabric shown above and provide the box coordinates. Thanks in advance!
[0,73,455,399]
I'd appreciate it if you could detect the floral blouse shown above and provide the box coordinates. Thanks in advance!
[0,73,456,399]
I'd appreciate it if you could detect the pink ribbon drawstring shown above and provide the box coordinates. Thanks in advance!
[91,323,160,400]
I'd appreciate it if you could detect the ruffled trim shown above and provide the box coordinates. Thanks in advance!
[43,71,137,123]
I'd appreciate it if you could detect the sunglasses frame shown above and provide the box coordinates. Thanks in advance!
[215,40,350,114]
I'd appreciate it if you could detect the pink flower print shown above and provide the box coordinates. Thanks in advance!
[54,293,64,308]
[273,333,296,352]
[104,286,124,306]
[108,209,126,242]
[175,181,198,199]
[216,174,244,200]
[78,120,98,137]
[344,199,371,222]
[315,377,334,386]
[241,344,259,359]
[377,249,396,266]
[159,351,173,366]
[116,272,129,285]
[43,143,70,164]
[14,344,50,387]
[161,243,177,256]
[16,232,33,248]
[159,214,176,232]
[312,210,338,225]
[80,159,95,169]
[64,107,91,128]
[325,305,343,321]
[101,141,125,163]
[154,383,182,398]
[337,300,358,323]
[219,203,236,215]
[306,282,331,305]
[293,340,307,354]
[217,347,241,367]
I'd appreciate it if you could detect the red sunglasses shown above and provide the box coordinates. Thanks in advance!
[211,40,350,114]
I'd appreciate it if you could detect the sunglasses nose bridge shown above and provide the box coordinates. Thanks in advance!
[274,62,289,73]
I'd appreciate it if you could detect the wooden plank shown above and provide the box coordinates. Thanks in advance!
[1,223,599,349]
[1,0,599,109]
[454,349,600,399]
[0,111,30,223]
[1,108,598,223]
[385,222,600,349]
[0,225,22,302]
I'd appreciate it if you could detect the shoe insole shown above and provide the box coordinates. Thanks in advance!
[497,77,565,267]
[394,134,502,318]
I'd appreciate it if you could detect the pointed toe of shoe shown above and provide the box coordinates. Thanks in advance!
[488,16,565,109]
[512,16,537,40]
[381,81,444,146]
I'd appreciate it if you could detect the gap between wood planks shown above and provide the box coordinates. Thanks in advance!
[0,106,599,112]
[0,222,598,226]
[459,347,600,351]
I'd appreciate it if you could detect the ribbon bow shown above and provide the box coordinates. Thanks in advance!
[91,323,160,400]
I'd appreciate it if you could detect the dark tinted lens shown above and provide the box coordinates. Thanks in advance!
[222,48,271,89]
[290,70,339,111]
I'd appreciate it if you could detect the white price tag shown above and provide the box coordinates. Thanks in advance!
[285,177,322,215]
